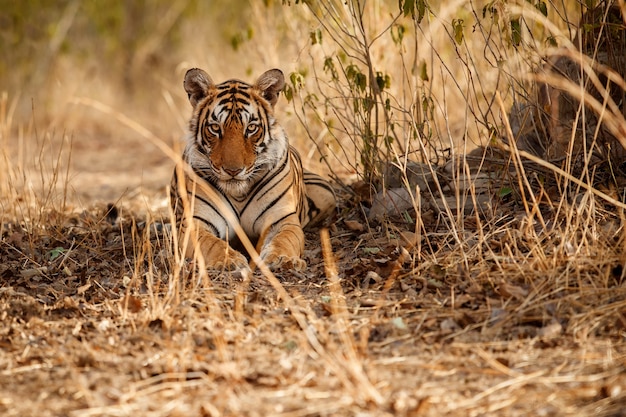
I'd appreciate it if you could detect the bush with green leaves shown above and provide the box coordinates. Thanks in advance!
[279,0,571,191]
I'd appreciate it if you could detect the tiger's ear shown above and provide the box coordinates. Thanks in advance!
[254,69,285,107]
[184,68,214,108]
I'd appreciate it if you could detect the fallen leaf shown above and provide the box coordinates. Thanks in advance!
[344,220,366,232]
[398,231,418,249]
[121,295,143,313]
[20,267,48,278]
[76,281,92,295]
[363,247,381,255]
[538,320,563,339]
[498,282,528,300]
[365,271,382,283]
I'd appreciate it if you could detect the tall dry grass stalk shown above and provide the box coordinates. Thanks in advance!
[0,92,74,231]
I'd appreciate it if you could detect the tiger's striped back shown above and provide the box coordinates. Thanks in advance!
[171,68,335,271]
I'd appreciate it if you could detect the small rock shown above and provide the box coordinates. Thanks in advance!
[383,161,437,190]
[440,318,461,333]
[368,187,416,221]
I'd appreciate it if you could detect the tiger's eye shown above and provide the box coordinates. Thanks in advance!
[205,123,221,136]
[246,124,259,136]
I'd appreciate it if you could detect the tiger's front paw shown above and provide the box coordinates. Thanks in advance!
[261,252,306,271]
[210,249,250,272]
[256,222,306,271]
[190,232,250,272]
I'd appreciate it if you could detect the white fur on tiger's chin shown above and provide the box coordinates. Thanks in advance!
[218,177,255,199]
[214,160,274,199]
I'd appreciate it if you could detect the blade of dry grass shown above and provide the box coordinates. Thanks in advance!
[321,227,384,406]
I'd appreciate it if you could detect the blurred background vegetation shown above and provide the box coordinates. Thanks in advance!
[0,0,316,203]
[0,0,589,198]
[0,0,281,133]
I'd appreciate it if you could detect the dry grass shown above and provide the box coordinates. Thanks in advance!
[2,1,626,416]
[1,191,625,416]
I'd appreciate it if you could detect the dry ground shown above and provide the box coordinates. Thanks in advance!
[1,127,626,417]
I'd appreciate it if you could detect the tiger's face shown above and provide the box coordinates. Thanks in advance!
[183,68,287,198]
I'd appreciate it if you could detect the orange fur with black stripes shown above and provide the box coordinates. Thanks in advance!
[171,68,335,271]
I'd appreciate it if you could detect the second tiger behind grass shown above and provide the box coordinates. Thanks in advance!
[171,68,336,271]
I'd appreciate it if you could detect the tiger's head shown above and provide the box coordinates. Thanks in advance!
[183,68,287,198]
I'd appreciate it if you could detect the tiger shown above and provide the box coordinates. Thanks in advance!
[170,67,336,271]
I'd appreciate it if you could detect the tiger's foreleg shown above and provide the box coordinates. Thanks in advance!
[255,214,306,271]
[182,220,250,271]
[173,173,249,271]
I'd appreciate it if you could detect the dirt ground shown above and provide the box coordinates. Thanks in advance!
[1,127,626,416]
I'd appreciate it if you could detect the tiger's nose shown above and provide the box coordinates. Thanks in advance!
[223,167,244,177]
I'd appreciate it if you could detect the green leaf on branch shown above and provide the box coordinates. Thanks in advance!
[391,24,405,46]
[453,19,464,45]
[375,72,391,91]
[419,60,429,81]
[310,28,322,45]
[536,1,548,16]
[401,0,415,17]
[323,57,338,80]
[347,65,367,92]
[400,0,427,23]
[510,18,521,47]
[289,71,305,89]
[416,0,426,23]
